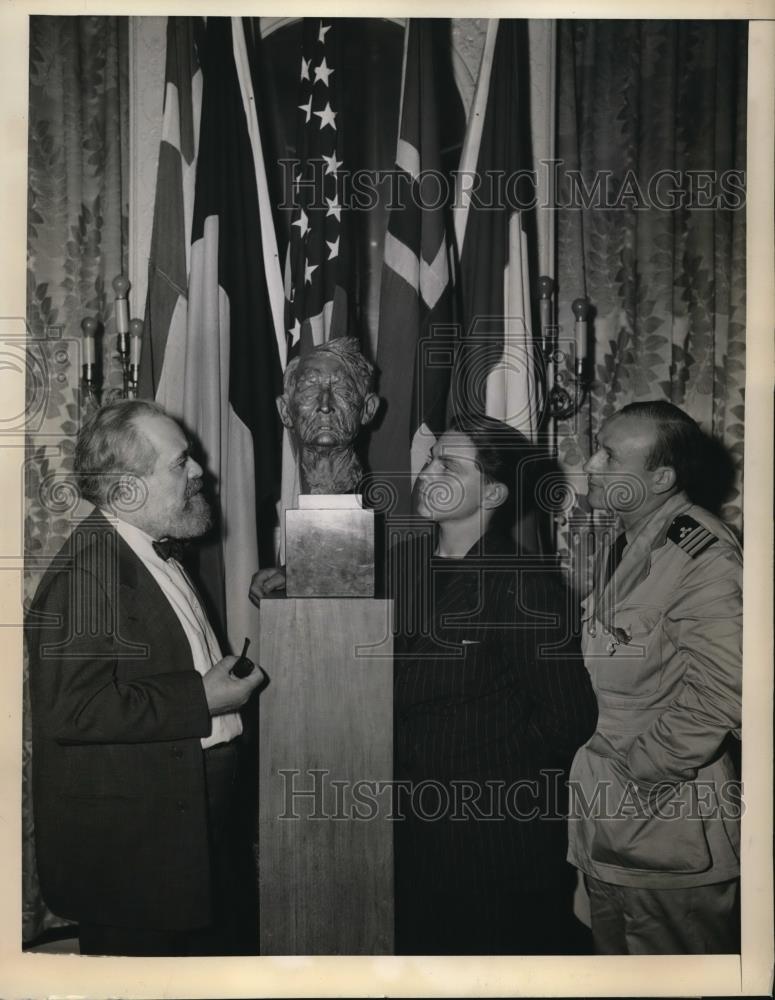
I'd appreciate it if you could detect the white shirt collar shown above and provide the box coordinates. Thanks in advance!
[100,511,166,565]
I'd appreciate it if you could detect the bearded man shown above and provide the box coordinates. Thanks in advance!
[26,400,264,956]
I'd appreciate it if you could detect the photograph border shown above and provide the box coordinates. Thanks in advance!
[1,2,772,997]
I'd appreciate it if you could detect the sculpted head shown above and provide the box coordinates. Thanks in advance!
[74,399,212,540]
[277,337,379,450]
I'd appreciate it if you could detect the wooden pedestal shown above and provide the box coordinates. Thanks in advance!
[258,597,393,955]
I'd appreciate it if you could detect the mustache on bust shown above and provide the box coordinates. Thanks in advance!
[304,410,344,426]
[301,409,363,435]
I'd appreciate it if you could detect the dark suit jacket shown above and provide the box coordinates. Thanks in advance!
[26,509,215,931]
[389,527,598,895]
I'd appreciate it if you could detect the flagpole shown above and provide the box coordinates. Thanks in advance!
[530,20,559,549]
[539,275,556,458]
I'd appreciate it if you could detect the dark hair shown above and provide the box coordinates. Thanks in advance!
[74,399,167,507]
[618,400,703,491]
[448,413,537,533]
[283,336,374,398]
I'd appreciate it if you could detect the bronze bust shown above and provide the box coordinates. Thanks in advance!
[277,337,379,494]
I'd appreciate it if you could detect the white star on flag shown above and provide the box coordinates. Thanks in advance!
[298,96,312,123]
[314,57,334,86]
[314,101,337,131]
[300,56,311,81]
[283,18,348,369]
[292,209,309,238]
[322,152,342,175]
[325,195,341,221]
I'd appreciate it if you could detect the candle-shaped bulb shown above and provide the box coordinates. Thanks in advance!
[538,275,555,300]
[81,317,97,366]
[112,274,130,298]
[571,298,589,322]
[113,274,130,337]
[129,318,144,367]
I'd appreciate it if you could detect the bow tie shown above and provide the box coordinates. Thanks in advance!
[152,537,183,562]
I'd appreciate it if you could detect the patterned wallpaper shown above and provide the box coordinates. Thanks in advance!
[24,15,129,941]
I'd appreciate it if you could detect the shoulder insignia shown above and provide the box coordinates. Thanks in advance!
[667,513,718,558]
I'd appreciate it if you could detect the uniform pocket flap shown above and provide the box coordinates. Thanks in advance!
[614,604,663,637]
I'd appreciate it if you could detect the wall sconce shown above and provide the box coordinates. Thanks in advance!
[81,275,144,407]
[539,276,591,423]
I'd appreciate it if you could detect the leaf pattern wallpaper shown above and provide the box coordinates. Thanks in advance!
[554,21,746,533]
[21,16,747,945]
[24,16,128,942]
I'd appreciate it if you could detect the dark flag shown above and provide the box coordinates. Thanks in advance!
[453,19,541,439]
[284,17,349,355]
[154,16,285,650]
[279,18,350,535]
[368,19,456,515]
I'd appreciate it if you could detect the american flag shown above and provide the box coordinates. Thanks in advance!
[284,18,349,355]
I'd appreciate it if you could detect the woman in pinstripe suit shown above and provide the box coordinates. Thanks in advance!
[390,415,598,955]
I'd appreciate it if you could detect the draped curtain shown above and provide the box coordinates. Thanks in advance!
[24,15,128,943]
[555,20,747,533]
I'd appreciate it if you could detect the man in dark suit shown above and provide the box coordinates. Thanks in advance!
[26,399,264,956]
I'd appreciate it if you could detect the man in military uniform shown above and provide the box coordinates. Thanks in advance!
[568,401,742,954]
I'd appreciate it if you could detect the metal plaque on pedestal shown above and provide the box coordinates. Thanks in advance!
[285,494,374,597]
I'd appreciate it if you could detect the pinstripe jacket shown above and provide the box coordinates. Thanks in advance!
[389,528,598,892]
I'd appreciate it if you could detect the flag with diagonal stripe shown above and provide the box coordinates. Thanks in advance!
[367,19,456,515]
[139,16,204,398]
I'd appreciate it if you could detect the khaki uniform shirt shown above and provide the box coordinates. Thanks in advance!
[567,492,742,888]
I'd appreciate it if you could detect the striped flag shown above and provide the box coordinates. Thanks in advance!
[367,19,456,515]
[278,18,350,548]
[138,16,203,398]
[153,16,285,651]
[453,19,541,441]
[284,17,349,354]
